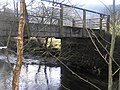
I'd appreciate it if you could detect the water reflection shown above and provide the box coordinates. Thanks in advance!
[0,60,12,90]
[0,56,109,90]
[19,65,61,90]
[0,55,61,90]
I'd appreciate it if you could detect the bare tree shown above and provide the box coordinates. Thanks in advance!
[108,0,116,90]
[12,0,25,90]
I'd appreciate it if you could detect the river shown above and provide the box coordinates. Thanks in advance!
[0,54,118,90]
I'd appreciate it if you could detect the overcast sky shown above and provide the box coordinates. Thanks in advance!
[0,0,120,10]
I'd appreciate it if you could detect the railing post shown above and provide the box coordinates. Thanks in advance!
[16,2,19,18]
[50,0,55,24]
[71,19,75,37]
[99,14,103,35]
[83,10,86,37]
[107,15,110,32]
[41,7,45,24]
[72,19,75,27]
[59,3,63,37]
[100,14,103,31]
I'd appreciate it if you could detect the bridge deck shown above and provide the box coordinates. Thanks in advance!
[0,22,103,38]
[28,24,102,38]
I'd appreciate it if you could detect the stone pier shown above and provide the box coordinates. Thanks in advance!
[60,34,111,79]
[61,33,120,80]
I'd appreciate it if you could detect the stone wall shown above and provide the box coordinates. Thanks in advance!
[61,33,120,79]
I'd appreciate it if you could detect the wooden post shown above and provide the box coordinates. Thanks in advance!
[99,14,103,35]
[50,0,54,24]
[12,0,25,90]
[72,19,75,27]
[83,10,86,37]
[100,14,103,31]
[107,15,110,32]
[24,3,30,38]
[71,19,75,37]
[16,2,19,18]
[59,3,63,37]
[41,7,45,24]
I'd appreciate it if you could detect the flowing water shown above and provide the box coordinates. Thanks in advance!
[0,64,61,90]
[0,55,61,90]
[19,65,61,90]
[0,55,117,90]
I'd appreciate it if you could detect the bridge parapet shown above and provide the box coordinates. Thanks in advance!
[0,2,110,38]
[26,1,110,37]
[39,1,110,31]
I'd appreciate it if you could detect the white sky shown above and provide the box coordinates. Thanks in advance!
[0,0,120,10]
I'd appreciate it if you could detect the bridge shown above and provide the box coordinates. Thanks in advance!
[0,2,110,39]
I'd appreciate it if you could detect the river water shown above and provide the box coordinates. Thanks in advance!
[0,54,61,90]
[0,64,61,90]
[0,54,116,90]
[19,65,61,90]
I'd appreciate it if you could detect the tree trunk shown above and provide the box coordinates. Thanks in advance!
[12,0,25,90]
[108,0,116,90]
[119,70,120,90]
